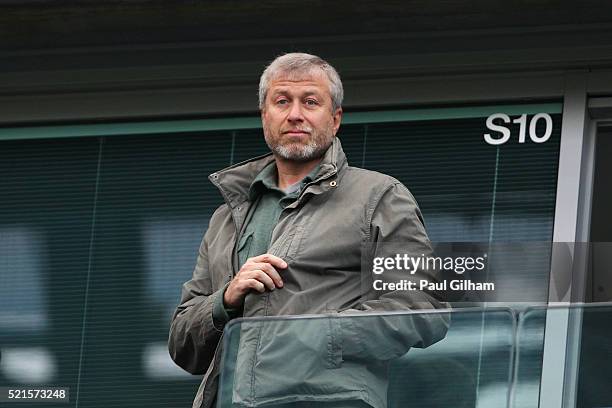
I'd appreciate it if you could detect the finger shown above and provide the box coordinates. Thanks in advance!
[250,253,288,269]
[246,278,266,293]
[246,269,275,291]
[252,262,284,288]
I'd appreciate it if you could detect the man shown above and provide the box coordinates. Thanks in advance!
[169,53,448,408]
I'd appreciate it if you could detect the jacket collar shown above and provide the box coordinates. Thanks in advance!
[209,137,348,209]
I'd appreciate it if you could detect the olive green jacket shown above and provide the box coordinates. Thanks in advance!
[168,137,449,408]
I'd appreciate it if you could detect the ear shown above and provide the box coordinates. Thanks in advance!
[332,107,343,136]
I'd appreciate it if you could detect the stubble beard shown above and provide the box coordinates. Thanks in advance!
[264,124,334,162]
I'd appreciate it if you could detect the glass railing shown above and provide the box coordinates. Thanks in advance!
[218,308,516,408]
[514,303,612,408]
[217,303,612,408]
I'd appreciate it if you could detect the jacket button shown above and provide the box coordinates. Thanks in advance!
[329,180,337,187]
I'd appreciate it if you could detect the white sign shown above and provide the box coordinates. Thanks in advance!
[484,113,553,145]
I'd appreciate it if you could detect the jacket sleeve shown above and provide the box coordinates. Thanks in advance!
[337,181,450,361]
[168,229,224,375]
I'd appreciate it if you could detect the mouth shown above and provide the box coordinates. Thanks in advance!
[283,130,311,137]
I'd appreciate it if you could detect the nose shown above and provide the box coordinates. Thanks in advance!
[287,101,304,123]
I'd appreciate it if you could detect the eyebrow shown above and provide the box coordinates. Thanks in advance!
[270,89,322,97]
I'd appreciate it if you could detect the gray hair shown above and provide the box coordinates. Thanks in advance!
[258,53,344,112]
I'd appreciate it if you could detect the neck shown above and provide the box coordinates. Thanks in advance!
[274,156,322,190]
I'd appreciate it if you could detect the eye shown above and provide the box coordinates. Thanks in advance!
[276,98,289,105]
[305,99,319,106]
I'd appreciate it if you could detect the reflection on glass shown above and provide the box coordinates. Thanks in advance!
[0,347,56,384]
[142,342,194,380]
[0,226,47,332]
[143,218,208,322]
[514,307,546,408]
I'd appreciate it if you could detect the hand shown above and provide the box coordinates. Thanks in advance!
[224,254,287,308]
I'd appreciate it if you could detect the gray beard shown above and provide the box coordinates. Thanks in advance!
[272,142,326,162]
[263,122,334,162]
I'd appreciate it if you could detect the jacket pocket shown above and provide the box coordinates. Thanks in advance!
[232,317,355,406]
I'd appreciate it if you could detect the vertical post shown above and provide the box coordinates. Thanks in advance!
[538,71,592,408]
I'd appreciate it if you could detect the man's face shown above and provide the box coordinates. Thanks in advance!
[261,72,342,162]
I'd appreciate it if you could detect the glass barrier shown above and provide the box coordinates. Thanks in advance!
[218,308,516,408]
[515,303,612,408]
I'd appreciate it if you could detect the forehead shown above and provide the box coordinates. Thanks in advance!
[267,71,331,95]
